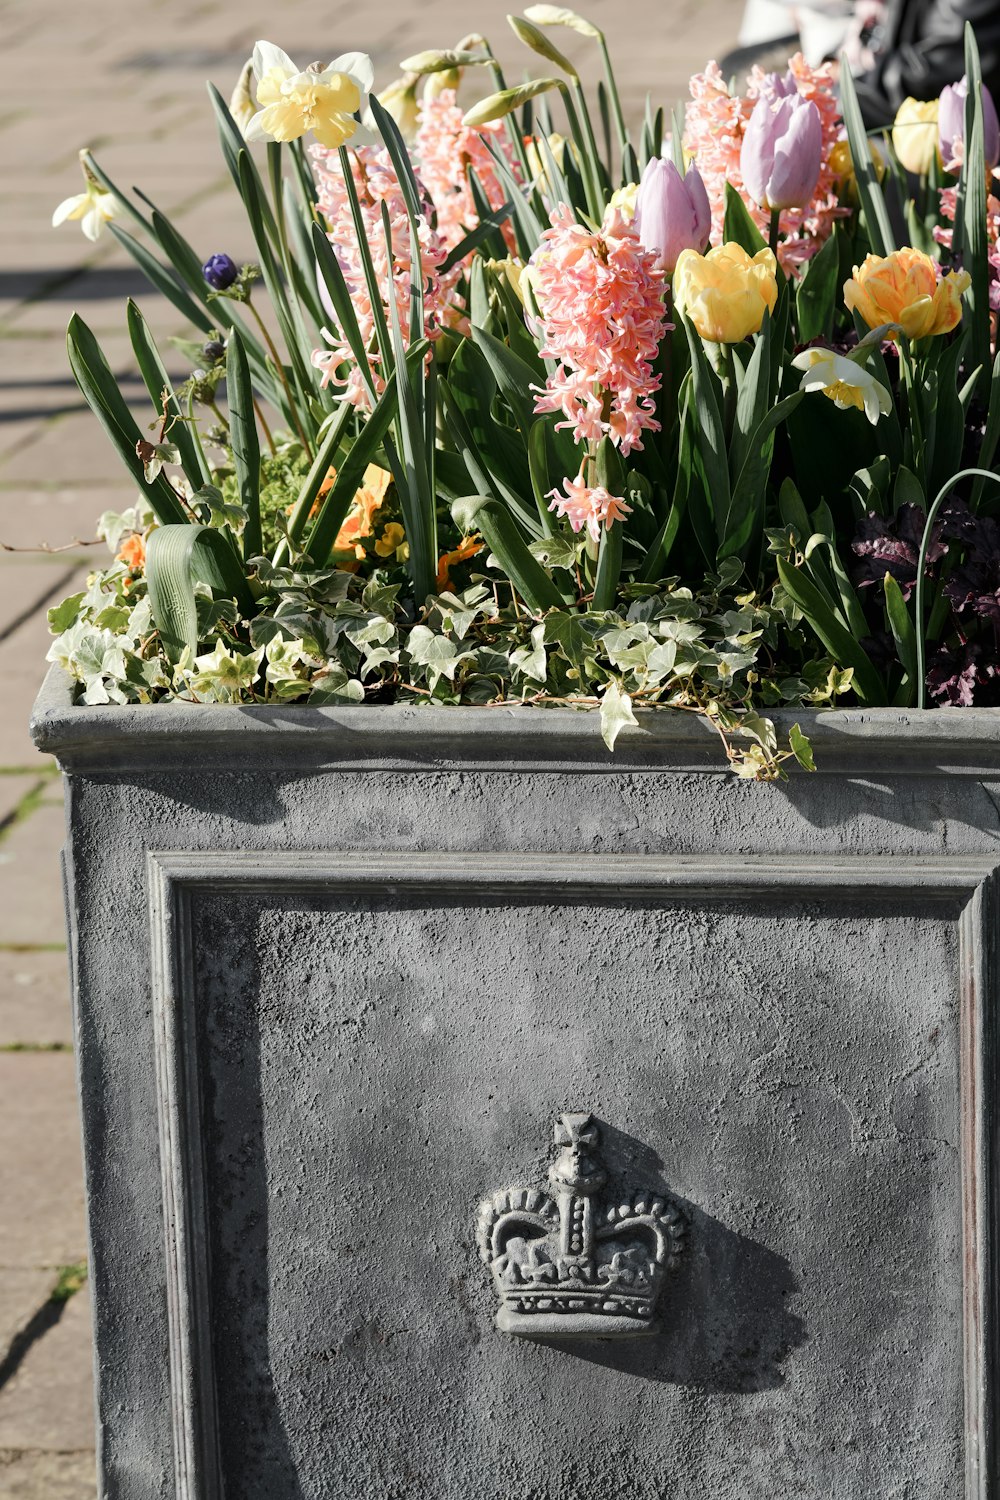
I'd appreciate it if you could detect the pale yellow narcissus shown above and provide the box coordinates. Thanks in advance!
[791,348,892,424]
[673,241,778,343]
[52,151,119,242]
[246,41,374,150]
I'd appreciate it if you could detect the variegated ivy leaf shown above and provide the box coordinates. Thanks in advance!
[599,679,638,752]
[308,666,365,705]
[182,642,264,704]
[426,586,493,641]
[510,622,548,683]
[406,625,475,688]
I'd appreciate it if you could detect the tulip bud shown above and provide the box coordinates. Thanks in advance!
[740,93,822,212]
[891,97,940,175]
[633,156,711,273]
[938,75,1000,172]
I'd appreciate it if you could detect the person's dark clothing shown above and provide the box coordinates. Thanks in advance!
[856,0,1000,125]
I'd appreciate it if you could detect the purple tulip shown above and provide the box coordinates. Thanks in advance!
[740,93,823,212]
[202,253,239,291]
[633,157,711,274]
[939,76,1000,171]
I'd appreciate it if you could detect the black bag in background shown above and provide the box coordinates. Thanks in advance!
[856,0,1000,125]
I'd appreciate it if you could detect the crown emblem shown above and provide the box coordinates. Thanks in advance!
[476,1113,687,1339]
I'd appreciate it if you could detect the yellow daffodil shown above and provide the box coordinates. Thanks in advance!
[891,97,940,175]
[844,247,970,340]
[228,58,257,137]
[673,242,778,343]
[374,74,421,144]
[791,347,892,424]
[608,180,639,221]
[246,41,374,150]
[52,151,119,242]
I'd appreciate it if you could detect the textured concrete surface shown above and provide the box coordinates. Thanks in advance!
[31,657,1000,1496]
[0,0,743,1490]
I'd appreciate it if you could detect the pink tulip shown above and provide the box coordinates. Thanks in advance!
[939,76,1000,172]
[740,92,822,212]
[633,156,711,273]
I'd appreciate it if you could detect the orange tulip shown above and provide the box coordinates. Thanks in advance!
[844,247,970,340]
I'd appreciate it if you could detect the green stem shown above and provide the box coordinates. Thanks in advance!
[572,78,606,209]
[559,85,601,221]
[768,208,781,256]
[246,297,312,454]
[253,397,276,458]
[720,343,737,436]
[899,340,925,488]
[914,467,1000,709]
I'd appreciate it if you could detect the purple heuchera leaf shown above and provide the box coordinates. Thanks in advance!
[941,502,1000,622]
[851,503,947,598]
[926,643,1000,706]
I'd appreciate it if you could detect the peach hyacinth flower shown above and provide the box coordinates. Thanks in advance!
[548,473,632,542]
[529,204,669,456]
[844,248,970,340]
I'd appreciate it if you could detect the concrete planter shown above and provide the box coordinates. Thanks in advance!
[31,665,1000,1499]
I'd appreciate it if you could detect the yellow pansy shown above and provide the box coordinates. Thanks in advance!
[375,522,408,560]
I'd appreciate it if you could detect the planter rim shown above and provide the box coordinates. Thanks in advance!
[29,666,1000,776]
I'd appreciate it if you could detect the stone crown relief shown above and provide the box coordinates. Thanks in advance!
[476,1113,687,1338]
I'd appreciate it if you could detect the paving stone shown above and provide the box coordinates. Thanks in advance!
[0,1290,94,1453]
[0,596,87,770]
[0,486,112,555]
[0,950,72,1050]
[0,1055,86,1268]
[0,1450,96,1500]
[0,778,41,833]
[0,564,84,642]
[0,805,69,950]
[0,1271,55,1356]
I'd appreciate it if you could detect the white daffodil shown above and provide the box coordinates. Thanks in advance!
[245,41,374,150]
[791,347,893,425]
[52,153,119,243]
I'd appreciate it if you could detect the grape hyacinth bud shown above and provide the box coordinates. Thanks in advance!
[633,156,711,273]
[202,253,239,290]
[201,339,226,363]
[740,92,822,212]
[938,76,1000,172]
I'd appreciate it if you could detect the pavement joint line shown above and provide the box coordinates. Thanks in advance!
[0,1266,88,1396]
[0,776,57,848]
[0,767,58,777]
[0,1043,73,1054]
[0,943,66,953]
[0,561,83,647]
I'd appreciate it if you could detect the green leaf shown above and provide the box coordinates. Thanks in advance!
[839,58,895,256]
[67,314,189,526]
[680,311,730,540]
[451,494,563,613]
[470,325,539,436]
[883,571,917,697]
[599,679,638,751]
[527,421,558,536]
[125,299,209,488]
[776,556,886,704]
[592,515,623,610]
[146,524,254,661]
[795,228,840,343]
[279,401,355,561]
[958,23,991,402]
[723,183,767,256]
[226,330,262,557]
[788,722,815,771]
[109,225,214,333]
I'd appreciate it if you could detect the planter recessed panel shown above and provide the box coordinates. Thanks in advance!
[149,850,982,1499]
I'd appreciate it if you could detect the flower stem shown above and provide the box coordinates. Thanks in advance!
[768,208,781,256]
[246,296,311,454]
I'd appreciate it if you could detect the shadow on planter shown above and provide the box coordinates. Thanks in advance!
[545,1122,806,1393]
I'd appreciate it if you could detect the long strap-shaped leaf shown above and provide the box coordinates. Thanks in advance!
[957,23,991,403]
[226,331,262,557]
[146,523,256,662]
[67,314,189,526]
[277,401,356,563]
[776,556,886,704]
[126,300,211,489]
[304,347,427,564]
[452,494,562,613]
[839,57,895,257]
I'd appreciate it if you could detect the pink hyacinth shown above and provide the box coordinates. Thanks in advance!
[528,204,670,457]
[309,144,460,408]
[415,88,521,254]
[935,183,1000,311]
[547,472,632,542]
[683,54,844,269]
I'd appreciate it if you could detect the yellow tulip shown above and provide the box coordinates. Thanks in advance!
[828,137,885,205]
[891,97,940,175]
[673,242,778,343]
[844,247,970,340]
